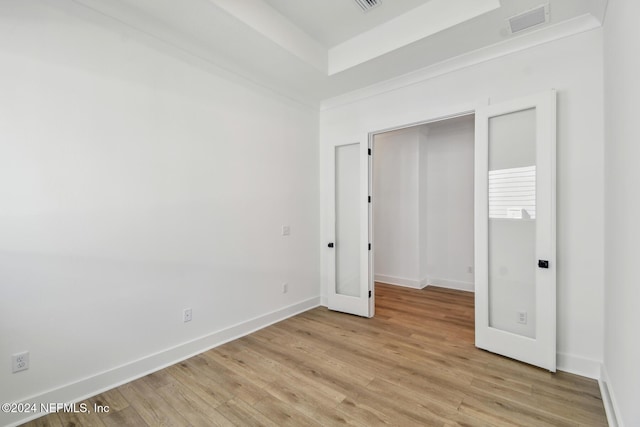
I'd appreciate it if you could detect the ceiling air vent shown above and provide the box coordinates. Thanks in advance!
[354,0,381,13]
[508,4,549,34]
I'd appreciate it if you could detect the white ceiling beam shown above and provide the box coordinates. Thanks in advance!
[328,0,501,75]
[208,0,327,72]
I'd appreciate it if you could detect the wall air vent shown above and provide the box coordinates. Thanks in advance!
[508,4,549,34]
[354,0,381,13]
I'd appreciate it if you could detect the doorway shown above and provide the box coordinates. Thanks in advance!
[327,91,557,372]
[371,115,475,296]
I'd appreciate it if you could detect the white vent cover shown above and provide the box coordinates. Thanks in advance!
[508,4,549,34]
[354,0,381,12]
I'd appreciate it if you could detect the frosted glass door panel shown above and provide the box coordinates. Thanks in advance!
[476,90,556,371]
[335,143,360,297]
[488,108,536,339]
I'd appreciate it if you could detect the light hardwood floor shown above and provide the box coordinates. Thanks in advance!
[22,283,607,426]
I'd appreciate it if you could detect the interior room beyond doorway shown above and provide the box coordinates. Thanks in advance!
[372,114,475,294]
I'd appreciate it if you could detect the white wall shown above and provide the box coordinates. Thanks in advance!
[422,117,475,291]
[0,1,319,424]
[321,28,605,377]
[603,0,640,425]
[373,128,420,287]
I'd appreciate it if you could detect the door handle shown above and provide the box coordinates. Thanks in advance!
[328,242,334,248]
[538,260,549,269]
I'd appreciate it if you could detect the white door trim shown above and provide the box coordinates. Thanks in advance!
[367,108,477,316]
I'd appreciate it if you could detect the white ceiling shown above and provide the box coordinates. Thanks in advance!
[262,0,434,47]
[70,0,609,106]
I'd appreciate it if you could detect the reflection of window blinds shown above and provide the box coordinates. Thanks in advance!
[489,165,536,219]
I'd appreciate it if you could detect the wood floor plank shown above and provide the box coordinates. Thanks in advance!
[214,398,279,427]
[22,283,607,427]
[365,376,459,420]
[261,379,358,426]
[336,396,395,426]
[164,361,233,406]
[154,380,233,427]
[185,354,270,406]
[20,413,64,427]
[87,388,130,416]
[118,379,190,426]
[100,406,149,427]
[344,381,448,427]
[248,324,374,388]
[242,333,375,400]
[252,395,323,427]
[459,392,580,427]
[55,402,107,427]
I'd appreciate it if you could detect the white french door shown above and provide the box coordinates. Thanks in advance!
[327,141,371,317]
[475,90,557,371]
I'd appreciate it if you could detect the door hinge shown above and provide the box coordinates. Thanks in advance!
[368,290,372,298]
[368,196,371,203]
[368,243,371,250]
[368,148,371,155]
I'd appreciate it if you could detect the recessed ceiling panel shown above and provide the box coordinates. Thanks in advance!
[328,0,501,74]
[263,0,432,47]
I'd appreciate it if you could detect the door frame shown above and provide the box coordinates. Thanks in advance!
[367,107,478,317]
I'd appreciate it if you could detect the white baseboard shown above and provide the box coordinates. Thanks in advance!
[374,275,474,292]
[2,297,321,427]
[426,277,474,292]
[374,274,426,289]
[556,352,601,379]
[599,364,622,427]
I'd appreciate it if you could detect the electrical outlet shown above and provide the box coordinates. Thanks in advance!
[12,352,29,373]
[183,308,192,323]
[517,311,527,325]
[282,283,288,294]
[281,225,290,236]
